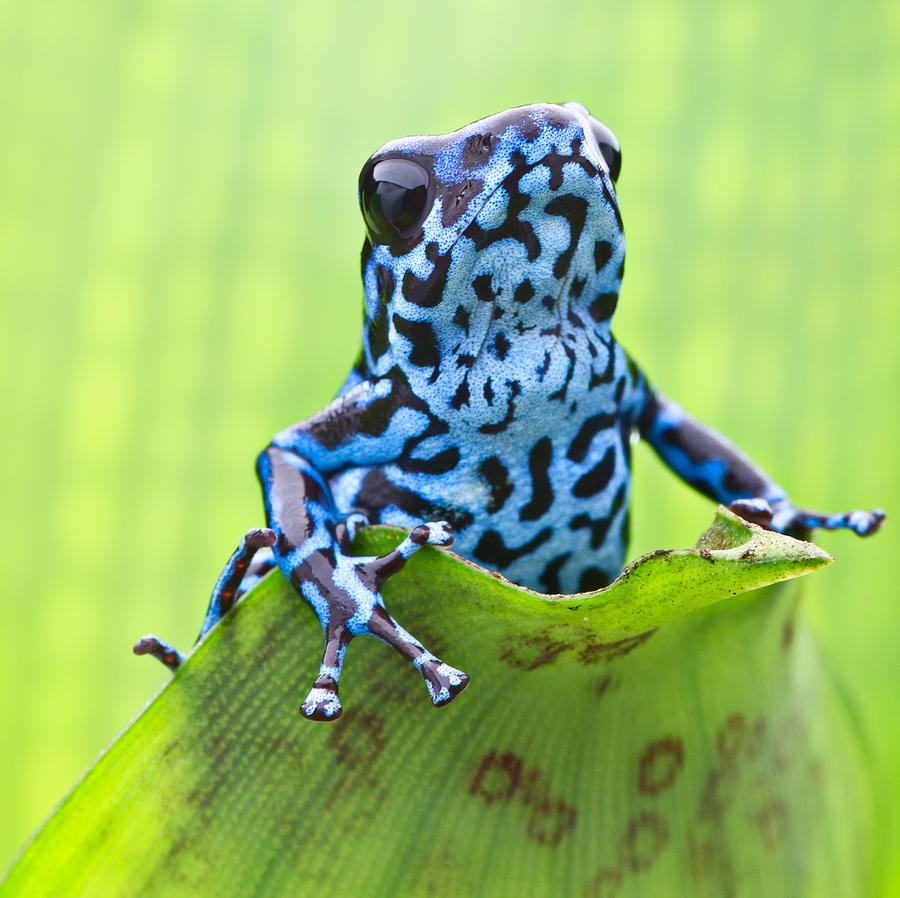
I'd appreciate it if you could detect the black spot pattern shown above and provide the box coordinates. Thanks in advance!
[514,280,535,303]
[572,446,616,498]
[520,437,554,521]
[589,293,618,322]
[568,414,617,463]
[539,553,571,593]
[473,527,553,567]
[473,274,498,303]
[397,447,461,475]
[392,315,439,370]
[478,457,513,514]
[594,239,613,272]
[545,194,588,279]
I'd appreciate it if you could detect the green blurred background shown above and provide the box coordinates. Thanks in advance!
[0,0,897,889]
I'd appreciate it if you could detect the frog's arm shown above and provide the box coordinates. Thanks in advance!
[256,376,469,721]
[267,376,431,472]
[634,384,884,538]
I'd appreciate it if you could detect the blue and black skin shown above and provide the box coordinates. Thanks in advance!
[136,103,884,720]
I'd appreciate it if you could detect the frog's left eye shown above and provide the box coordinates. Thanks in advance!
[360,158,432,246]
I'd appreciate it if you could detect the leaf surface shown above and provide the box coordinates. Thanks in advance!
[1,508,886,897]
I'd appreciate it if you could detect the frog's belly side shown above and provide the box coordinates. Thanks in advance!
[327,424,632,595]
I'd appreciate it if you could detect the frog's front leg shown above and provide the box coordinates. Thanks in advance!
[258,442,468,721]
[727,497,885,537]
[637,389,885,538]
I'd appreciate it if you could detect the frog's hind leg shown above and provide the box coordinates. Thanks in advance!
[366,605,470,708]
[360,523,470,708]
[298,522,469,719]
[133,527,276,672]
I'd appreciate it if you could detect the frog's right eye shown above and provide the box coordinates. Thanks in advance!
[359,158,432,246]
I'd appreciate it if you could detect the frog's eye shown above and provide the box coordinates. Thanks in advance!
[588,119,621,183]
[359,158,432,245]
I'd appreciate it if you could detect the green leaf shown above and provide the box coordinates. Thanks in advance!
[0,508,888,897]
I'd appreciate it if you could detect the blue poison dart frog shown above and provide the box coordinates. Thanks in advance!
[134,103,885,721]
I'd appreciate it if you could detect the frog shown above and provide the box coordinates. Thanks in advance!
[135,102,884,721]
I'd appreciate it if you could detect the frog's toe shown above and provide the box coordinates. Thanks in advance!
[848,508,885,537]
[133,634,185,672]
[300,675,343,721]
[728,497,774,527]
[410,520,455,548]
[417,656,470,707]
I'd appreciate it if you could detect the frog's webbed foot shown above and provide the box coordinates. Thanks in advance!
[298,520,469,721]
[366,605,470,707]
[300,623,350,721]
[729,498,885,538]
[133,527,277,672]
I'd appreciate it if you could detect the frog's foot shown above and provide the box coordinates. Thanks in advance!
[730,498,886,538]
[366,604,470,709]
[415,654,470,707]
[335,511,371,552]
[798,507,885,536]
[296,522,467,720]
[360,522,468,708]
[301,674,344,721]
[364,520,455,589]
[729,497,775,527]
[300,623,350,721]
[133,634,185,672]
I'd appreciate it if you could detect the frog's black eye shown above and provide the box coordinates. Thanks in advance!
[359,158,432,245]
[588,120,621,183]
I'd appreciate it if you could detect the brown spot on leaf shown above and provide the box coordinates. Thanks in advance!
[578,629,655,665]
[367,669,419,711]
[806,756,827,784]
[498,629,572,670]
[525,785,577,846]
[751,795,788,849]
[746,715,767,758]
[583,866,623,897]
[782,616,795,648]
[470,751,523,804]
[408,848,477,895]
[619,811,669,872]
[686,824,737,893]
[686,824,718,880]
[697,769,732,821]
[260,732,307,768]
[772,713,806,772]
[472,751,578,847]
[716,713,746,770]
[638,737,684,795]
[328,709,386,769]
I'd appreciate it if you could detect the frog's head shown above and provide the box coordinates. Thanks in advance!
[358,103,625,385]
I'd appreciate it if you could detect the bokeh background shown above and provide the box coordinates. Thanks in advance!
[1,0,897,889]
